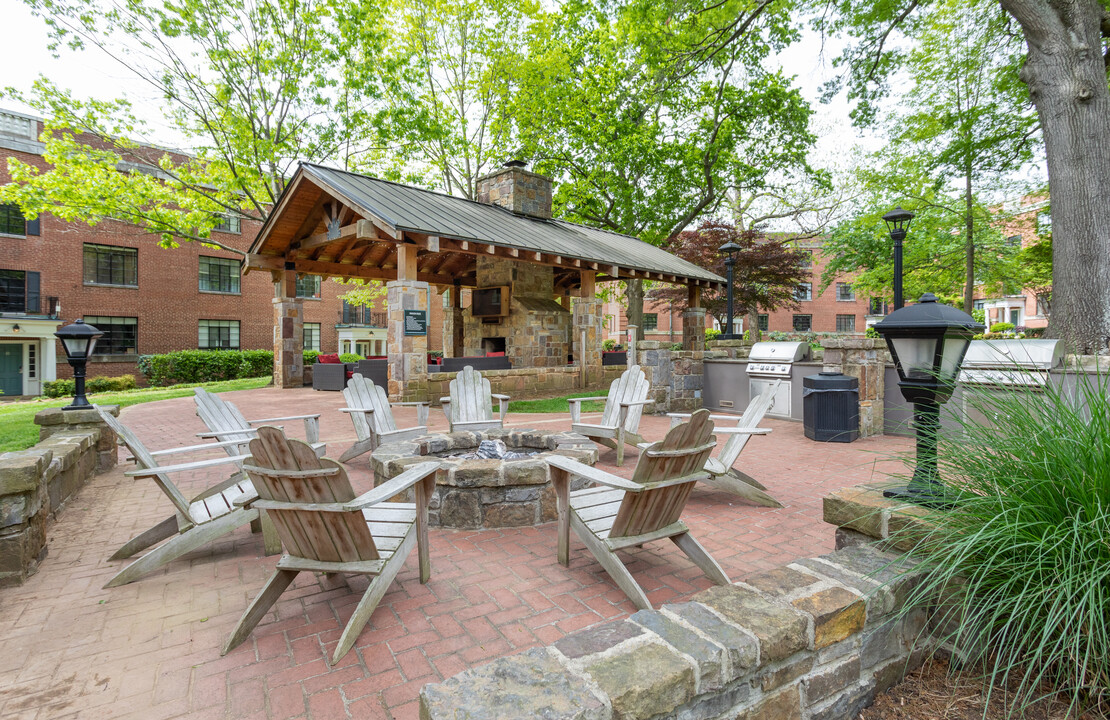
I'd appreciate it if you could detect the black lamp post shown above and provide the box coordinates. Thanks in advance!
[55,319,103,410]
[882,207,915,311]
[718,239,741,339]
[873,293,983,506]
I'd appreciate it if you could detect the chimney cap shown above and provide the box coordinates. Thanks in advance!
[503,159,528,168]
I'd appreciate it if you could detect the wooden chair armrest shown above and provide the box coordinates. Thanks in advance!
[618,399,654,407]
[150,439,252,456]
[491,394,510,401]
[545,455,641,492]
[344,461,441,510]
[339,407,375,414]
[439,397,451,404]
[568,396,608,404]
[393,401,431,407]
[667,412,744,421]
[196,429,256,438]
[247,414,321,424]
[232,490,259,507]
[126,454,248,476]
[714,427,772,435]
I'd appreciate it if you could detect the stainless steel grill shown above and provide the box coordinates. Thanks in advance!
[745,341,811,418]
[958,339,1063,389]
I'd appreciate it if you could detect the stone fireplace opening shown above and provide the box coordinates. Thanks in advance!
[481,337,506,354]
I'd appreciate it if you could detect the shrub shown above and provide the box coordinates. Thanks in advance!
[1024,326,1047,338]
[704,328,721,343]
[303,350,320,366]
[989,321,1015,333]
[43,374,137,398]
[971,308,986,325]
[338,353,364,363]
[138,349,273,386]
[864,326,880,339]
[895,373,1110,714]
[602,339,617,351]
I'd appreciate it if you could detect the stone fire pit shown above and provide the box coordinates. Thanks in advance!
[370,429,598,529]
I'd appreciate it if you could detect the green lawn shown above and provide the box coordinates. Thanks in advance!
[506,392,608,414]
[0,377,272,453]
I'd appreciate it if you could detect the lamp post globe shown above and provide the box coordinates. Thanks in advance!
[882,206,915,311]
[54,319,103,410]
[718,239,742,340]
[873,293,983,506]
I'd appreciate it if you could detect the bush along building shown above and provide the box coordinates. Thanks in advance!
[0,108,401,396]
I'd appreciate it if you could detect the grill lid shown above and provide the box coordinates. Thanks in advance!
[960,339,1062,370]
[748,341,810,363]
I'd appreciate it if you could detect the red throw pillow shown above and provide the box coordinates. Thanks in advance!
[486,351,506,357]
[317,353,341,364]
[346,370,355,379]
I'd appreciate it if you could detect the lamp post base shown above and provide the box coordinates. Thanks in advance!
[882,483,952,510]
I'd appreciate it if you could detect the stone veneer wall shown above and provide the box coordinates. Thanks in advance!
[462,258,571,369]
[638,341,728,414]
[820,339,890,439]
[426,365,626,403]
[420,542,932,720]
[0,406,119,587]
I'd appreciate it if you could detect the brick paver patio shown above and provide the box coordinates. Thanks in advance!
[0,386,911,719]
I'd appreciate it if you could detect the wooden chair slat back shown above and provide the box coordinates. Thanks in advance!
[598,365,649,432]
[716,381,779,468]
[449,366,492,424]
[344,374,397,437]
[194,389,253,452]
[611,410,716,538]
[95,407,194,519]
[246,427,378,563]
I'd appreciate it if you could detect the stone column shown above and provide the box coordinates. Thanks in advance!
[272,268,303,389]
[573,271,603,386]
[682,285,705,351]
[822,338,888,438]
[387,244,431,401]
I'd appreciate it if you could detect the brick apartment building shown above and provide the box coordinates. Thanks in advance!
[976,193,1050,329]
[0,108,421,397]
[603,235,874,344]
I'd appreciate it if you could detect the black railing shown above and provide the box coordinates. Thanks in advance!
[339,304,386,327]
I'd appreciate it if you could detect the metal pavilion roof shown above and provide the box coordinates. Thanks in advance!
[247,163,725,289]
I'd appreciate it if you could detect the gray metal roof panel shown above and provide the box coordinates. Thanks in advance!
[300,163,724,285]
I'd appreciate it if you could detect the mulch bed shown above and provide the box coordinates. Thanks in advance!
[859,659,1091,720]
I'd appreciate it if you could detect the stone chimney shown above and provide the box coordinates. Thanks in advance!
[476,160,552,219]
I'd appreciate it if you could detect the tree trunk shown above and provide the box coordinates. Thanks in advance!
[747,309,762,344]
[626,279,645,342]
[1001,0,1110,353]
[964,170,975,314]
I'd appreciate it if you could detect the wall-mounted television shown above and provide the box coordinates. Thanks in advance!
[472,285,510,317]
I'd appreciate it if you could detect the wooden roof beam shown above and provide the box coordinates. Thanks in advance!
[295,219,375,252]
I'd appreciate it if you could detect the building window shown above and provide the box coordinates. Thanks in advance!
[26,343,36,379]
[758,314,768,331]
[868,297,886,315]
[83,244,138,287]
[836,314,856,332]
[793,314,812,331]
[0,270,39,313]
[836,283,855,302]
[798,250,812,269]
[642,313,658,332]
[304,322,321,352]
[199,319,240,350]
[199,256,240,294]
[0,204,26,236]
[1036,211,1051,236]
[296,274,321,299]
[1006,234,1022,247]
[211,214,241,234]
[84,316,138,356]
[795,283,812,302]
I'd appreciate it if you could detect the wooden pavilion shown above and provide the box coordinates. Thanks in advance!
[246,162,725,399]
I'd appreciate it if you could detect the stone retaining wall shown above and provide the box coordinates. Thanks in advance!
[426,365,626,403]
[637,342,728,414]
[420,543,933,719]
[0,406,119,587]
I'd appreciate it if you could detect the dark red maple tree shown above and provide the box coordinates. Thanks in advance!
[648,220,811,336]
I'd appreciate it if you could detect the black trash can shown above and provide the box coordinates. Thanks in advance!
[803,372,859,443]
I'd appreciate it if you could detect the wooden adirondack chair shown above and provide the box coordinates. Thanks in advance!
[222,426,440,665]
[546,409,730,610]
[193,388,325,457]
[439,365,509,432]
[664,380,781,508]
[338,373,430,462]
[96,406,269,588]
[569,364,652,466]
